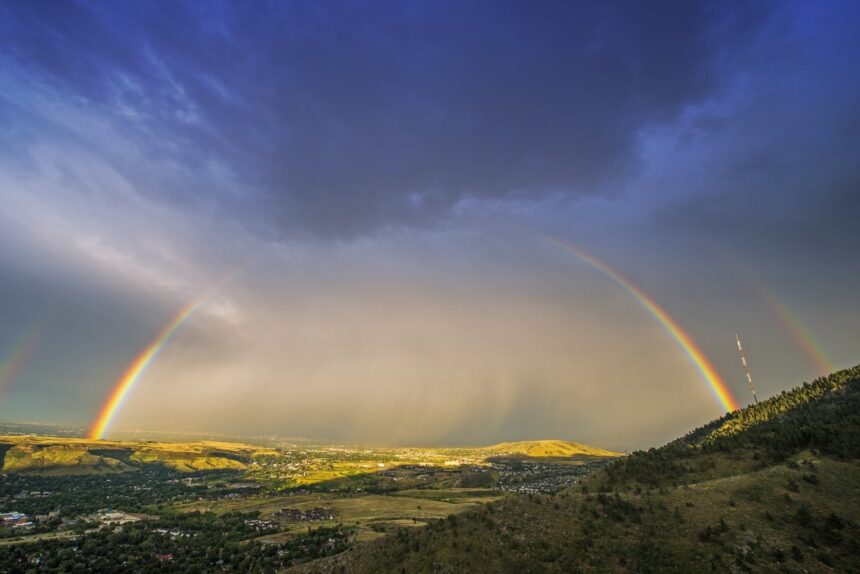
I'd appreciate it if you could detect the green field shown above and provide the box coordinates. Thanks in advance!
[177,489,496,540]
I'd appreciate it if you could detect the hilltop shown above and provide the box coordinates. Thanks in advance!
[0,436,276,475]
[293,364,860,573]
[482,439,620,458]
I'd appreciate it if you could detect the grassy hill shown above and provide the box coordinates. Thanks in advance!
[482,439,620,458]
[130,444,248,472]
[0,436,274,474]
[2,443,133,475]
[293,364,860,573]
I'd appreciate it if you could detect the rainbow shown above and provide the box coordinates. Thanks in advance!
[547,238,740,412]
[88,261,251,440]
[758,296,833,375]
[88,299,203,440]
[0,322,44,394]
[729,266,833,376]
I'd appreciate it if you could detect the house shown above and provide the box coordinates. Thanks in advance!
[95,511,141,526]
[0,512,29,526]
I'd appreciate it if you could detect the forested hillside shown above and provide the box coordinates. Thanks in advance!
[294,365,860,573]
[602,365,860,489]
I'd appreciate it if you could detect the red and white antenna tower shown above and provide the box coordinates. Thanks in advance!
[735,334,759,405]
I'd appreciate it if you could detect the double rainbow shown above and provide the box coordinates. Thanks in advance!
[547,238,740,412]
[88,299,203,440]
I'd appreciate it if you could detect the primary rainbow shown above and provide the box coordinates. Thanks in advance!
[547,238,740,412]
[88,299,203,440]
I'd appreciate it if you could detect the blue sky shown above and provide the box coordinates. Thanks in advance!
[0,1,858,448]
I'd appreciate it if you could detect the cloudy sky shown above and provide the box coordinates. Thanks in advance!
[0,0,858,449]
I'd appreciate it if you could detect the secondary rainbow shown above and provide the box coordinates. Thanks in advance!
[547,237,740,412]
[758,296,833,376]
[88,298,204,440]
[0,322,44,394]
[732,266,833,376]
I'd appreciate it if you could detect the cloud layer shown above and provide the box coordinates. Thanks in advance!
[3,0,772,237]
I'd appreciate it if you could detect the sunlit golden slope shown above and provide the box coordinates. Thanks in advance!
[482,439,621,458]
[0,435,276,474]
[2,443,133,474]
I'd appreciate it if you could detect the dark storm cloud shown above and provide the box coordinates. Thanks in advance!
[647,0,860,258]
[1,0,767,237]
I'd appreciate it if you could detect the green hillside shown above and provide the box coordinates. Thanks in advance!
[293,364,860,573]
[599,365,860,490]
[2,443,133,475]
[0,436,273,475]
